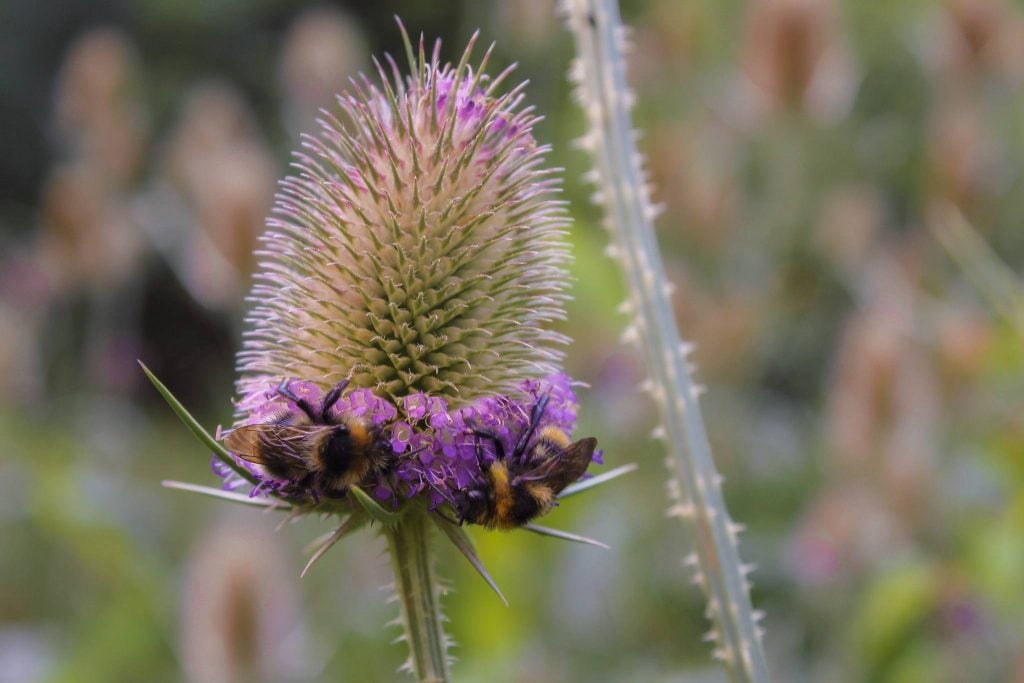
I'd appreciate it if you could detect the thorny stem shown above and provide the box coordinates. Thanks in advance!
[564,1,771,681]
[384,509,451,683]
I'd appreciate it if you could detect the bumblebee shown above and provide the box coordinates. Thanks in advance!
[224,379,390,499]
[455,394,598,529]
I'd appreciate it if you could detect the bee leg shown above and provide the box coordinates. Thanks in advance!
[295,472,321,505]
[319,379,350,419]
[511,393,550,464]
[276,380,319,422]
[471,429,505,466]
[473,433,491,472]
[377,447,399,473]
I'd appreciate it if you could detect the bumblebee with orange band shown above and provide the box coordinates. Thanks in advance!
[224,379,391,500]
[455,394,598,529]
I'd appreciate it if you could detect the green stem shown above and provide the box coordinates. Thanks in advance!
[384,509,450,683]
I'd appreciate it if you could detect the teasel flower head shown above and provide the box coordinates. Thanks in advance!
[147,23,636,682]
[143,23,630,523]
[237,30,572,405]
[211,24,617,511]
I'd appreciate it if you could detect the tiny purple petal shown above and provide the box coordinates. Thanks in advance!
[373,483,394,503]
[426,395,447,417]
[453,457,479,489]
[405,393,428,420]
[371,399,398,424]
[428,409,454,432]
[390,422,413,453]
[436,429,459,458]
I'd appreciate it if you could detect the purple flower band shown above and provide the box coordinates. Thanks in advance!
[216,373,597,507]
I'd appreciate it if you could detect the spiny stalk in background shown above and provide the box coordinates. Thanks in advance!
[564,1,771,681]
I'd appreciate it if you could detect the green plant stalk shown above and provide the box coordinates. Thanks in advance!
[384,509,451,683]
[564,1,770,680]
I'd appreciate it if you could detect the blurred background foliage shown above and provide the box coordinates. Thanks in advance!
[2,0,1024,681]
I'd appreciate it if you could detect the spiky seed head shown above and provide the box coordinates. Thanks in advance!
[236,31,572,406]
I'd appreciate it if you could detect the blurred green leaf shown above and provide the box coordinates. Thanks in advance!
[852,561,938,675]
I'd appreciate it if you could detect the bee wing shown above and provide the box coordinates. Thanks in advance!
[544,437,598,494]
[224,424,332,468]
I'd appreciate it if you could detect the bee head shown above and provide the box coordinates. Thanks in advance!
[454,486,490,524]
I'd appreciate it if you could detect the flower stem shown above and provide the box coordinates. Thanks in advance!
[565,1,770,680]
[384,509,451,683]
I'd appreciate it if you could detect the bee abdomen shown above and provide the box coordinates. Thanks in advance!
[314,425,373,492]
[537,425,571,449]
[507,486,546,527]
